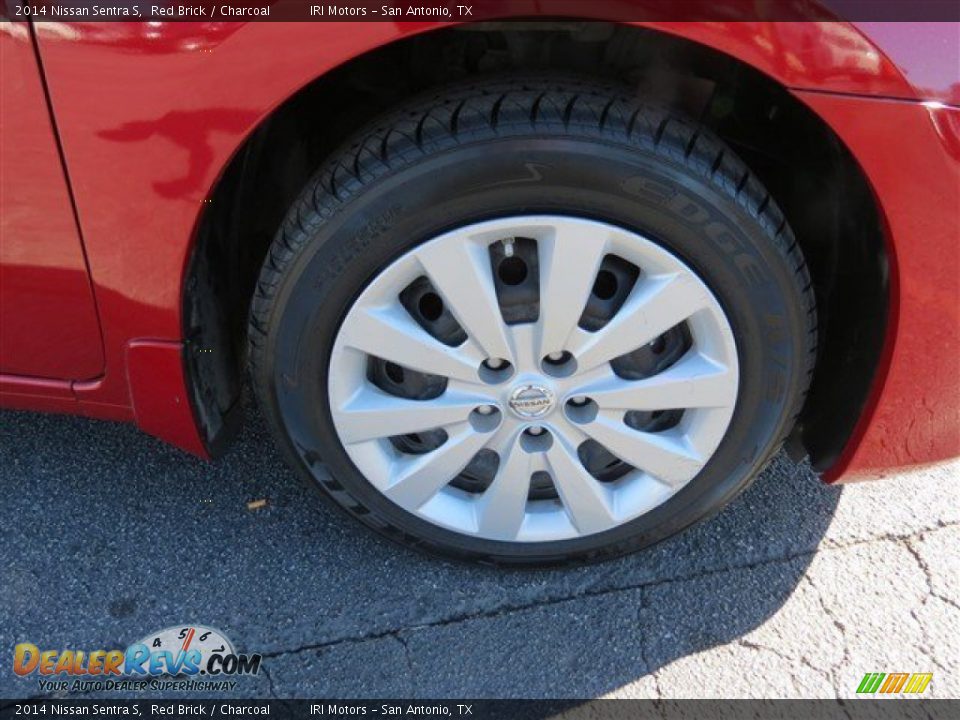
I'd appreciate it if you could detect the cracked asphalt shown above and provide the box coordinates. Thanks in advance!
[1,400,957,699]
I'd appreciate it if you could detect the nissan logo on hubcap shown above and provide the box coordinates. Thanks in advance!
[508,384,555,418]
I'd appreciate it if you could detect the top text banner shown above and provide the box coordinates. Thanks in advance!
[4,0,960,22]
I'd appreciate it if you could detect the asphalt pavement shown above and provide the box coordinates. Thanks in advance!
[1,399,957,699]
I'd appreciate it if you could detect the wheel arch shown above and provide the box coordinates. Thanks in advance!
[181,21,894,476]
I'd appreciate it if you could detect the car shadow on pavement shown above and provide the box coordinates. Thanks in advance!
[0,399,841,699]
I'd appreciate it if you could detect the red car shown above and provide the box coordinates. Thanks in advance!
[2,10,958,565]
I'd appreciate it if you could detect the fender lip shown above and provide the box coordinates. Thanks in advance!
[126,339,212,458]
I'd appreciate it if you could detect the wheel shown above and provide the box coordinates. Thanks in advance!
[249,76,816,566]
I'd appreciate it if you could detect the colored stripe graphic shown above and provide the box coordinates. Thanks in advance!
[857,672,932,694]
[857,673,885,693]
[880,673,908,693]
[904,673,933,694]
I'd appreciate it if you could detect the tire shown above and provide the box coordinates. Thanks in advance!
[249,76,817,566]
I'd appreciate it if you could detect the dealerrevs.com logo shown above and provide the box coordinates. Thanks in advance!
[13,625,262,693]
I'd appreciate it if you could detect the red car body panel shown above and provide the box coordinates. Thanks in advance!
[1,16,957,479]
[0,23,104,380]
[794,92,960,480]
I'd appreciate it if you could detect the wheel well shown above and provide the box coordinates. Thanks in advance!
[184,22,888,471]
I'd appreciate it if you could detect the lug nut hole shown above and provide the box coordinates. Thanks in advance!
[565,397,598,424]
[520,427,553,453]
[479,358,514,384]
[469,406,502,432]
[541,351,577,378]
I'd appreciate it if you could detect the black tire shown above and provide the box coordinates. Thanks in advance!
[248,76,817,566]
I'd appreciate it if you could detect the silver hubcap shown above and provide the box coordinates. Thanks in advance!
[328,216,739,542]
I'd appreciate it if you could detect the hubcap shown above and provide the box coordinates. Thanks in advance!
[328,216,739,542]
